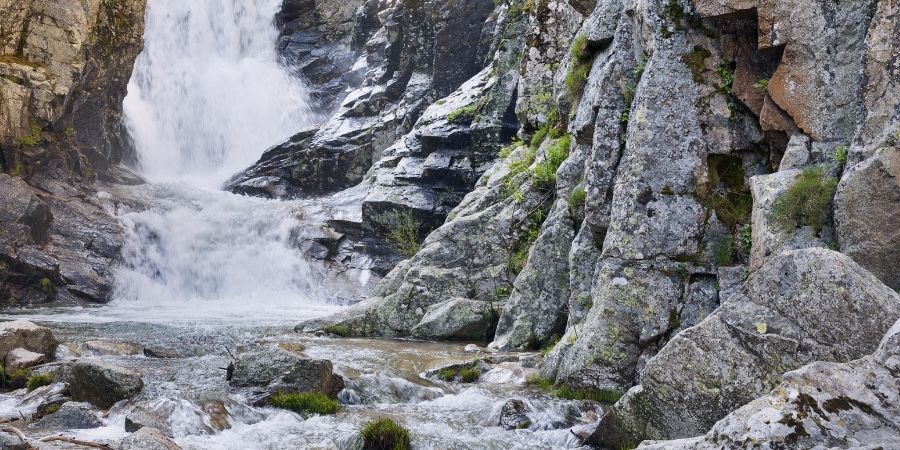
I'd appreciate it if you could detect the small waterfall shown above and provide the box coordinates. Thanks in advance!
[112,0,337,322]
[123,0,318,187]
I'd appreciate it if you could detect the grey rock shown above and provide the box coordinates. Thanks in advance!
[835,147,900,290]
[411,298,498,341]
[83,340,143,357]
[5,347,45,371]
[499,399,531,430]
[67,360,144,409]
[230,348,344,398]
[0,320,56,361]
[590,248,900,447]
[120,427,182,450]
[32,402,102,430]
[0,430,27,450]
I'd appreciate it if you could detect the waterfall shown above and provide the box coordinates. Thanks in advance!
[111,0,338,322]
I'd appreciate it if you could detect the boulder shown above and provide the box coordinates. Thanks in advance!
[835,147,900,290]
[31,402,101,429]
[67,360,144,409]
[83,340,143,357]
[5,347,45,371]
[120,427,182,450]
[0,430,27,450]
[640,319,900,449]
[411,298,497,341]
[499,399,531,430]
[230,348,344,398]
[0,320,56,361]
[590,248,900,447]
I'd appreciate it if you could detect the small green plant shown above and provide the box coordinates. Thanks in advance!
[388,211,421,258]
[322,324,351,337]
[834,145,849,167]
[26,373,53,392]
[524,375,554,390]
[439,363,481,383]
[568,186,586,212]
[64,127,77,139]
[754,78,769,90]
[459,366,481,383]
[269,392,339,416]
[532,134,571,190]
[565,35,592,102]
[447,103,480,124]
[770,166,838,233]
[738,224,752,255]
[7,160,24,177]
[43,403,61,415]
[39,277,57,296]
[17,125,41,147]
[361,418,411,450]
[539,335,560,357]
[633,53,649,78]
[714,62,734,94]
[494,285,512,299]
[551,386,624,404]
[438,368,458,382]
[713,235,735,266]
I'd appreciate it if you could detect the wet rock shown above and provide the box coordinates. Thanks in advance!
[67,360,144,409]
[5,348,46,371]
[31,402,101,430]
[0,430,27,450]
[834,147,900,290]
[411,298,498,341]
[83,340,143,357]
[230,348,344,398]
[499,399,531,430]
[0,320,56,361]
[120,427,182,450]
[125,403,173,436]
[590,248,900,447]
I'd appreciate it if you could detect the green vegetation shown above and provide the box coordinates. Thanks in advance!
[494,285,512,299]
[64,127,77,139]
[539,335,560,357]
[269,392,339,416]
[43,403,61,415]
[388,211,421,258]
[39,277,57,296]
[698,155,752,229]
[713,235,736,266]
[26,373,53,392]
[661,0,714,38]
[509,209,544,274]
[568,186,586,212]
[447,103,480,124]
[715,62,734,94]
[438,363,481,383]
[633,53,649,78]
[834,145,849,167]
[565,35,592,102]
[361,417,411,450]
[17,125,41,147]
[754,78,769,90]
[322,324,351,337]
[771,166,838,233]
[459,366,481,383]
[524,375,554,390]
[738,224,752,255]
[525,376,623,404]
[533,134,571,190]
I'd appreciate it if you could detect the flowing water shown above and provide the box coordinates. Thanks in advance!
[0,0,596,447]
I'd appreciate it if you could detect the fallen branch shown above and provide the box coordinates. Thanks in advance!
[40,435,114,449]
[0,425,27,442]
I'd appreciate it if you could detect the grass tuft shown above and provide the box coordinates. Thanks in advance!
[269,392,339,416]
[26,373,53,392]
[770,166,838,234]
[361,417,411,450]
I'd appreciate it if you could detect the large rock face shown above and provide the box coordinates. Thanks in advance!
[640,318,900,449]
[835,147,900,290]
[590,248,900,447]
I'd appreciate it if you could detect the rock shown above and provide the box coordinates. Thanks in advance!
[31,402,101,429]
[0,320,56,360]
[499,399,531,430]
[411,298,498,341]
[83,340,143,357]
[0,430,27,450]
[67,360,144,409]
[120,427,182,450]
[230,348,344,398]
[5,348,46,371]
[834,147,900,290]
[640,318,900,449]
[125,403,173,436]
[590,248,900,447]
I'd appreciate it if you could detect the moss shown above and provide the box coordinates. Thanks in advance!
[756,322,768,334]
[387,211,421,258]
[26,373,53,392]
[269,392,339,416]
[770,166,838,234]
[39,277,57,296]
[568,186,586,212]
[565,35,592,102]
[524,375,554,390]
[322,324,351,337]
[682,46,711,83]
[509,209,545,275]
[17,125,41,147]
[361,418,411,450]
[447,103,480,124]
[552,386,624,404]
[539,335,560,357]
[43,403,61,415]
[834,145,848,167]
[532,134,571,190]
[633,53,649,78]
[754,78,770,90]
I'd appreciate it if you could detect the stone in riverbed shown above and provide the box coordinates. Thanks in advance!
[120,427,182,450]
[230,348,344,398]
[499,399,531,430]
[67,360,144,409]
[5,347,46,371]
[0,430,27,450]
[31,402,101,429]
[0,320,57,360]
[83,340,143,357]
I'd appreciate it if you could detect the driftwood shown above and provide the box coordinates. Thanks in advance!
[39,435,114,449]
[0,425,28,442]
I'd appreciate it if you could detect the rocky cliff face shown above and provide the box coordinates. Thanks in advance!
[260,0,900,447]
[0,0,146,305]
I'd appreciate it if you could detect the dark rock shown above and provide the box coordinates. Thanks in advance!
[67,360,144,409]
[230,348,344,398]
[31,402,101,429]
[499,399,531,430]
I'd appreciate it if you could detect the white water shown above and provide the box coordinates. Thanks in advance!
[111,0,337,322]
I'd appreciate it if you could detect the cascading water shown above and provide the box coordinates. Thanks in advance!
[109,0,340,322]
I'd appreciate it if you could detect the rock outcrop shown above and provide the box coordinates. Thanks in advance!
[67,360,145,409]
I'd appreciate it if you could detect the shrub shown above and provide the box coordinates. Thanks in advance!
[361,418,411,450]
[438,364,480,383]
[568,186,586,211]
[388,211,421,258]
[770,166,838,233]
[26,373,53,391]
[269,392,339,416]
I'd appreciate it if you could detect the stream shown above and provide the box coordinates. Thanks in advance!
[0,0,597,448]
